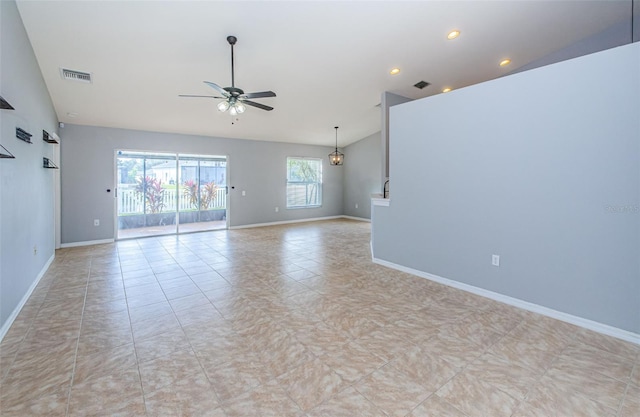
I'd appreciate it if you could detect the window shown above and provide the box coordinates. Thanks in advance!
[287,157,322,208]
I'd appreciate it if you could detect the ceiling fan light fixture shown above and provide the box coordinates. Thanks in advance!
[235,102,246,114]
[329,126,344,166]
[217,100,230,112]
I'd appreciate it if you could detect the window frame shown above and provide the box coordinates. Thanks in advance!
[286,157,323,209]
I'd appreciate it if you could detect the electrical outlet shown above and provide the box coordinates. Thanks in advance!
[275,206,279,212]
[355,203,358,209]
[94,219,100,226]
[492,254,500,267]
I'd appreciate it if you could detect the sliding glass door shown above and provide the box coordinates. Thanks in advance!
[116,151,227,239]
[178,155,227,233]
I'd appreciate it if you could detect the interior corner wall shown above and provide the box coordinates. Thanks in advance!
[381,92,412,181]
[342,132,382,219]
[0,0,59,331]
[373,42,640,334]
[59,125,344,244]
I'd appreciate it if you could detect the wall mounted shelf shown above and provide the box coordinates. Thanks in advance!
[43,157,59,169]
[0,96,14,110]
[0,144,15,159]
[16,127,32,144]
[43,130,59,144]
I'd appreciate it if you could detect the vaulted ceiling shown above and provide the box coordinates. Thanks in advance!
[16,1,633,147]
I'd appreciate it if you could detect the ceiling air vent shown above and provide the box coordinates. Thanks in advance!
[60,68,92,84]
[413,80,430,89]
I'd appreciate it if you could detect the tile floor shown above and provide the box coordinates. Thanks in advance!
[0,219,638,416]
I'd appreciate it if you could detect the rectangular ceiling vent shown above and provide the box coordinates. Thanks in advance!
[60,68,92,84]
[413,80,430,90]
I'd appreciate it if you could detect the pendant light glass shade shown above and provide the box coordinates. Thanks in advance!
[217,100,230,112]
[329,126,344,166]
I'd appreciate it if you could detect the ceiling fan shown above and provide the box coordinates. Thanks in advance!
[180,35,276,116]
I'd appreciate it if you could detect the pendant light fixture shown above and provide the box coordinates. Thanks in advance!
[329,126,344,166]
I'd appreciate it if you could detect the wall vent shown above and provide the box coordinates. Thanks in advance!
[60,68,92,83]
[413,80,430,89]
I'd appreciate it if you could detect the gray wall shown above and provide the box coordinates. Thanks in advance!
[342,132,382,219]
[373,43,640,334]
[510,16,636,75]
[381,92,412,181]
[60,124,344,244]
[1,0,59,330]
[634,0,640,43]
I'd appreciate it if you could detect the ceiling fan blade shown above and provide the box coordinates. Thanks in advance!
[203,81,230,97]
[242,91,276,99]
[242,100,274,111]
[179,94,225,99]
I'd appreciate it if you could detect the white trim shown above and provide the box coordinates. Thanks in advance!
[342,215,371,222]
[372,257,640,345]
[0,254,54,343]
[230,216,344,230]
[60,238,115,248]
[371,197,390,207]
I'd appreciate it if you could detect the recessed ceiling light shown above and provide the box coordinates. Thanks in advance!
[447,30,460,40]
[499,59,511,67]
[442,87,452,93]
[390,68,401,75]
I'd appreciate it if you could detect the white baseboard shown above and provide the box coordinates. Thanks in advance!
[60,238,115,248]
[0,254,55,343]
[342,215,371,222]
[230,216,344,230]
[372,257,640,346]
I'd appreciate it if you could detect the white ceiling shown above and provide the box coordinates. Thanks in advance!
[16,1,632,147]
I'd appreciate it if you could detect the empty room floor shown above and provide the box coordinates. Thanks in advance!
[0,219,638,416]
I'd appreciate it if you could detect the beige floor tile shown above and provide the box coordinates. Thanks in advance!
[574,329,639,362]
[355,363,432,417]
[73,342,137,385]
[407,394,468,417]
[436,371,520,417]
[389,344,461,392]
[294,322,351,356]
[278,356,348,411]
[320,340,387,384]
[619,384,640,417]
[67,368,145,417]
[543,359,627,410]
[204,351,271,402]
[0,388,69,417]
[631,363,640,387]
[144,371,223,417]
[558,342,635,382]
[307,387,387,417]
[462,352,542,400]
[513,375,617,417]
[128,300,174,324]
[138,348,205,395]
[416,332,483,369]
[134,327,191,363]
[131,311,182,341]
[1,220,635,416]
[222,379,305,417]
